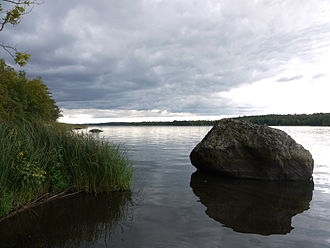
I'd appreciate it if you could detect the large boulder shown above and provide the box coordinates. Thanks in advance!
[190,119,314,180]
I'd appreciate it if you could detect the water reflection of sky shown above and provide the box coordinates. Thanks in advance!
[2,126,330,248]
[93,125,330,192]
[94,126,330,190]
[276,126,330,193]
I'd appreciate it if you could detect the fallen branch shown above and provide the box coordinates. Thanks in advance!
[0,190,81,223]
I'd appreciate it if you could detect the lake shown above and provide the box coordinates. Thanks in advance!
[1,126,330,248]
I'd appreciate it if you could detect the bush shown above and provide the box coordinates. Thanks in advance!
[0,59,60,121]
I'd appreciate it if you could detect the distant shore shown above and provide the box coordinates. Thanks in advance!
[76,113,330,127]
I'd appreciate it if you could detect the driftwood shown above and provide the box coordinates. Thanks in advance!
[0,190,81,223]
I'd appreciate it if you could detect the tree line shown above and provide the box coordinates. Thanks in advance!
[89,120,216,126]
[235,113,330,126]
[90,113,330,126]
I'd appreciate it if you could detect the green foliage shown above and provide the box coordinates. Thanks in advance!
[14,150,47,187]
[0,0,37,65]
[0,59,61,121]
[0,120,133,217]
[0,192,14,217]
[236,113,330,126]
[47,146,69,193]
[91,120,217,126]
[3,5,25,26]
[14,51,31,66]
[93,113,330,127]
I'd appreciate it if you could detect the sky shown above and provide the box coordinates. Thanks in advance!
[1,0,330,123]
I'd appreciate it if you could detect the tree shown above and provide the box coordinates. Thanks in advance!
[0,59,61,121]
[0,0,40,66]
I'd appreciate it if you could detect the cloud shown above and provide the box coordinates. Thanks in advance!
[313,74,326,79]
[277,75,303,82]
[59,108,231,124]
[1,0,330,122]
[218,67,330,115]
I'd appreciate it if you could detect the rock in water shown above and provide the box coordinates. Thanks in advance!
[190,119,314,180]
[89,129,103,133]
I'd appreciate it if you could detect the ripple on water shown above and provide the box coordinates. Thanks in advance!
[1,126,330,248]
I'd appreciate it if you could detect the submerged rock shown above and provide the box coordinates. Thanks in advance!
[89,129,103,133]
[190,119,314,180]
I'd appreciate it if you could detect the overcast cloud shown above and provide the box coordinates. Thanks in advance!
[2,0,330,123]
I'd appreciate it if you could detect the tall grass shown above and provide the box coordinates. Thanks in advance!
[0,119,132,217]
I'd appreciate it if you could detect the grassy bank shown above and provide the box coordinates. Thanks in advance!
[0,120,132,218]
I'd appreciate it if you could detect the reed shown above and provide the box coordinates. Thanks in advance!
[0,119,132,217]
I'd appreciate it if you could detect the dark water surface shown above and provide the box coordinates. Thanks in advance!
[1,126,330,248]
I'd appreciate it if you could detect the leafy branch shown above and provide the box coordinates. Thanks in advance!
[0,43,30,66]
[0,0,40,66]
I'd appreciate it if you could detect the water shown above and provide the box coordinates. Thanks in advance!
[1,126,330,248]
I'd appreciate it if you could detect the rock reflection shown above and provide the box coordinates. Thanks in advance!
[0,191,133,248]
[190,171,314,235]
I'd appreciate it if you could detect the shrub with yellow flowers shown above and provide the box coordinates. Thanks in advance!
[14,151,47,187]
